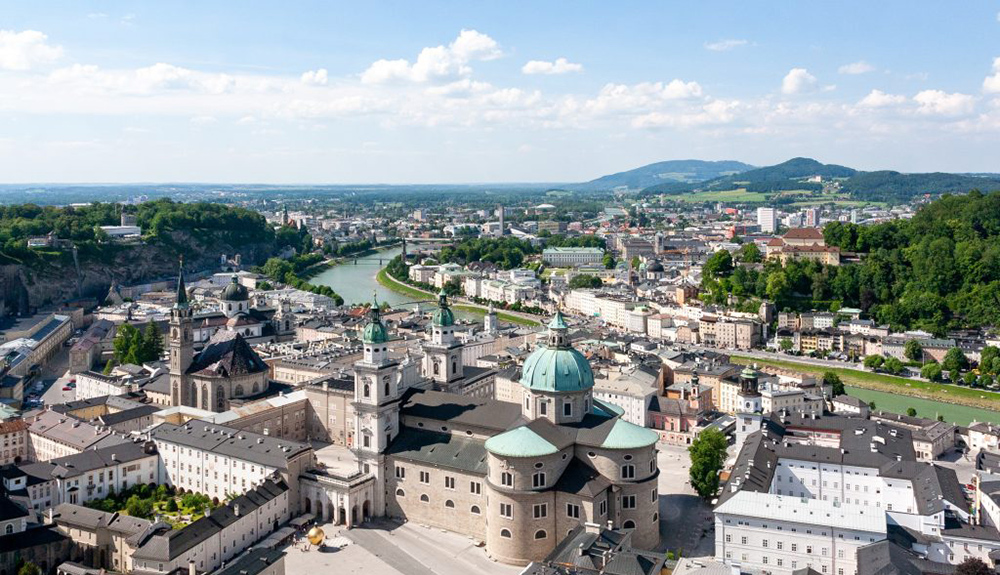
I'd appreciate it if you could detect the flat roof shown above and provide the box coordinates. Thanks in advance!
[715,490,886,534]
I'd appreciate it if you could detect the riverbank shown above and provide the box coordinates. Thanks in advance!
[298,244,397,281]
[376,267,540,327]
[731,354,1000,412]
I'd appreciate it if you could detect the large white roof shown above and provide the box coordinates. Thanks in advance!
[715,491,886,534]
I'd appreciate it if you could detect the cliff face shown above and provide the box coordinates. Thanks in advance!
[11,232,275,310]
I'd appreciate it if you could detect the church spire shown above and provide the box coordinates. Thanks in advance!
[174,257,188,308]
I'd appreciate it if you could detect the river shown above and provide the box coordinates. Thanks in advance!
[845,386,1000,426]
[309,247,475,319]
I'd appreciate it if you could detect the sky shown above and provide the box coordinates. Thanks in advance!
[1,1,1000,184]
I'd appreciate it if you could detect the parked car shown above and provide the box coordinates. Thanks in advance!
[62,386,71,391]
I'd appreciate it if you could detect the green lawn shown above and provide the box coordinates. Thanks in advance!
[675,188,770,203]
[731,355,1000,411]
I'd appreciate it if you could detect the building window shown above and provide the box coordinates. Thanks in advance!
[533,503,547,519]
[622,495,636,509]
[534,530,547,540]
[420,494,429,502]
[501,472,513,487]
[445,500,455,508]
[566,503,580,519]
[621,465,635,480]
[395,466,405,479]
[532,472,546,488]
[444,476,455,489]
[363,384,370,398]
[500,529,511,539]
[395,489,405,497]
[599,500,607,516]
[470,481,482,495]
[470,505,481,515]
[623,520,635,529]
[540,401,547,416]
[563,402,572,417]
[500,503,513,519]
[420,471,430,484]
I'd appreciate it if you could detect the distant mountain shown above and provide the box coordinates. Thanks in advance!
[639,157,1000,203]
[567,160,754,192]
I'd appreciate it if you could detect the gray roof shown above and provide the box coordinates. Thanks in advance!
[210,548,285,575]
[28,410,132,452]
[149,420,310,470]
[53,503,152,535]
[386,428,488,475]
[399,389,524,432]
[16,440,155,483]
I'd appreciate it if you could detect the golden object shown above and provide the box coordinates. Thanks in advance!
[307,526,325,546]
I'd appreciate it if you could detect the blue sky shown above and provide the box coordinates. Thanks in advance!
[1,1,999,183]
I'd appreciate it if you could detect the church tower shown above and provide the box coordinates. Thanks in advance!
[484,303,498,335]
[734,365,763,452]
[169,260,194,407]
[421,290,464,389]
[352,296,400,517]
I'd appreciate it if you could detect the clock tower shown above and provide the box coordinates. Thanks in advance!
[169,259,194,407]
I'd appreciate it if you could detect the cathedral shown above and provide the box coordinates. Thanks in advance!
[169,264,270,412]
[350,297,663,565]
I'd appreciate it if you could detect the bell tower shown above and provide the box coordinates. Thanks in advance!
[422,291,464,388]
[352,296,400,517]
[169,259,194,407]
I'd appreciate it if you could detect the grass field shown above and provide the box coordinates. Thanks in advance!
[376,268,540,326]
[731,355,1000,412]
[675,188,769,203]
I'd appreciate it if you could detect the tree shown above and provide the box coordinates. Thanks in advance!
[937,415,945,422]
[964,371,979,386]
[942,347,968,373]
[602,253,616,269]
[630,255,641,270]
[981,374,995,388]
[166,498,179,512]
[949,369,961,383]
[868,401,876,410]
[704,250,734,279]
[738,242,762,263]
[112,324,144,365]
[863,355,884,369]
[822,372,845,396]
[18,562,42,575]
[883,357,905,375]
[125,495,153,519]
[921,362,943,382]
[569,274,603,289]
[688,428,728,500]
[141,320,164,362]
[906,407,917,417]
[981,346,1000,374]
[904,339,924,362]
[956,557,993,575]
[779,338,793,352]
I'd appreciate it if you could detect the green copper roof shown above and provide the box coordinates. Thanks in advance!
[741,366,757,379]
[485,426,559,458]
[520,345,594,392]
[432,291,455,327]
[362,297,389,344]
[600,419,659,450]
[548,310,568,330]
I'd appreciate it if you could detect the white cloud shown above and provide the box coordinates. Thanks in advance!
[522,57,583,75]
[781,68,817,95]
[632,99,740,129]
[838,60,876,75]
[983,57,1000,93]
[300,68,328,86]
[913,89,976,116]
[0,30,63,70]
[361,29,501,84]
[704,39,749,52]
[858,89,907,108]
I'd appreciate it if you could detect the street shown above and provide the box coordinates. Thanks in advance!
[36,345,75,407]
[657,443,715,559]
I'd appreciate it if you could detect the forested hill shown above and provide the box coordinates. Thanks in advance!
[566,159,753,192]
[0,200,276,310]
[638,157,1000,203]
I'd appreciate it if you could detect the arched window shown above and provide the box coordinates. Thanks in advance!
[201,384,209,410]
[420,494,429,502]
[470,505,481,515]
[395,489,405,497]
[234,385,244,397]
[433,363,440,375]
[445,500,455,508]
[363,384,370,398]
[532,472,546,488]
[534,530,547,540]
[452,360,457,374]
[623,520,635,529]
[252,382,260,394]
[384,382,390,396]
[653,513,659,522]
[4,524,12,534]
[216,386,226,411]
[500,472,513,487]
[500,529,512,539]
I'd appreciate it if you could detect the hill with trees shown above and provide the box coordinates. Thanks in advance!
[567,159,754,192]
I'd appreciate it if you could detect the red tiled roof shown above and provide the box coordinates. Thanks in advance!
[782,227,824,240]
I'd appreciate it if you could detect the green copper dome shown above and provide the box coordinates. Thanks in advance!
[600,419,659,449]
[485,426,559,458]
[520,347,594,393]
[362,297,389,344]
[431,290,455,327]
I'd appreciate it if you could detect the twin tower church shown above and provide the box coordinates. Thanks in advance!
[166,263,662,564]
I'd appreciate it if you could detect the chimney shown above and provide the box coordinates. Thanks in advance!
[234,503,240,517]
[189,560,196,575]
[111,453,117,462]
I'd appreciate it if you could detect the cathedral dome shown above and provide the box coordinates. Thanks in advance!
[520,312,594,393]
[220,275,249,302]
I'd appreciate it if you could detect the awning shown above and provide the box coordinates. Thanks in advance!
[290,514,315,527]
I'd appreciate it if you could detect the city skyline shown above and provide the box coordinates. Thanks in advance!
[1,1,1000,183]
